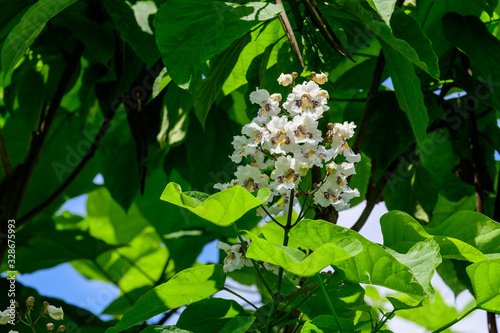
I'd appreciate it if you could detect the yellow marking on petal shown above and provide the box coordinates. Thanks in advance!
[343,143,349,148]
[255,138,259,142]
[341,182,346,187]
[262,109,267,114]
[241,152,246,155]
[300,134,303,138]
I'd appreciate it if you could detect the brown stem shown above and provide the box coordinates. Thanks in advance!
[351,52,385,154]
[303,0,354,61]
[276,0,304,67]
[0,127,13,177]
[10,44,84,220]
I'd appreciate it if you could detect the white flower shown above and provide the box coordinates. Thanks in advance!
[313,162,360,211]
[217,241,252,273]
[249,88,270,106]
[312,73,328,85]
[270,155,301,192]
[295,144,334,168]
[234,165,269,192]
[46,305,64,320]
[229,135,254,164]
[214,179,237,192]
[265,116,295,155]
[277,73,293,86]
[248,150,272,170]
[242,122,269,148]
[9,330,19,333]
[330,121,361,163]
[0,309,12,325]
[286,113,322,145]
[282,81,329,119]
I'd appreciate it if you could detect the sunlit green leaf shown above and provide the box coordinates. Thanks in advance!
[291,219,427,299]
[106,265,226,333]
[366,0,397,28]
[245,235,362,277]
[466,259,500,312]
[160,182,270,226]
[301,315,355,333]
[154,0,282,87]
[1,0,77,77]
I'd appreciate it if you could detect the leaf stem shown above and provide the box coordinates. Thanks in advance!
[431,306,477,333]
[223,287,266,316]
[373,309,395,332]
[231,223,275,299]
[260,204,286,229]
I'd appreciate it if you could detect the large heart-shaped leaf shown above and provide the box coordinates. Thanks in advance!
[160,182,270,226]
[105,265,226,333]
[291,219,427,299]
[245,235,362,276]
[381,210,488,262]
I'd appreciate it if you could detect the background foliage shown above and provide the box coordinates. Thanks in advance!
[1,0,500,332]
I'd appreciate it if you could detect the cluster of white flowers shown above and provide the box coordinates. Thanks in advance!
[215,72,360,218]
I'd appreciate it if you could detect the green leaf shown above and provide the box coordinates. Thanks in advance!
[466,259,500,312]
[363,92,414,173]
[154,0,282,87]
[384,238,442,301]
[1,0,77,77]
[220,316,256,333]
[105,265,226,333]
[291,219,427,299]
[140,326,193,333]
[472,0,498,16]
[381,41,429,145]
[390,7,440,79]
[298,273,366,321]
[151,67,171,100]
[323,0,439,79]
[193,34,250,126]
[177,298,246,333]
[245,235,363,277]
[442,13,500,110]
[160,182,270,226]
[366,0,397,28]
[427,211,500,257]
[381,210,488,262]
[103,0,160,66]
[301,315,355,333]
[386,296,423,311]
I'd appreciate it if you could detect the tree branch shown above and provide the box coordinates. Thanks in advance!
[276,0,304,68]
[351,51,385,154]
[0,126,13,177]
[16,59,164,228]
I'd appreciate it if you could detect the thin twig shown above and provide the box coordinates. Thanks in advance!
[261,204,286,229]
[223,287,266,315]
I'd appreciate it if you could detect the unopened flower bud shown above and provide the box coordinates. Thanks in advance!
[270,93,282,103]
[26,296,35,308]
[310,71,317,77]
[312,182,319,189]
[317,89,329,99]
[47,323,55,331]
[327,123,334,130]
[277,73,293,86]
[56,325,65,332]
[313,73,328,85]
[295,191,301,198]
[291,72,298,78]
